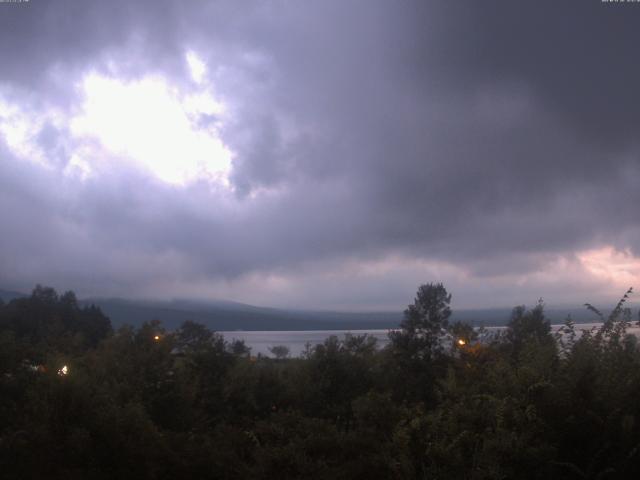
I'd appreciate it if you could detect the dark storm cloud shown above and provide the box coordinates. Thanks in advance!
[1,0,639,304]
[427,2,640,148]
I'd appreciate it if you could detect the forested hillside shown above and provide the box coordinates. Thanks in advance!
[1,284,640,479]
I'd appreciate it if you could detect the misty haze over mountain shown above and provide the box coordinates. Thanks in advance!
[1,288,616,331]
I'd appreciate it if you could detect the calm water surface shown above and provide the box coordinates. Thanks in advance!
[220,323,640,357]
[219,329,392,356]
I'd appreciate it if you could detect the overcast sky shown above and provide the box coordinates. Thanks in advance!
[1,0,640,311]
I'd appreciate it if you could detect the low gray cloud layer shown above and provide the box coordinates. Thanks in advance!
[1,1,639,309]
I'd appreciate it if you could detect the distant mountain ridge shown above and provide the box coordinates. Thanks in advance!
[80,297,403,331]
[74,301,639,331]
[0,289,27,302]
[0,287,625,331]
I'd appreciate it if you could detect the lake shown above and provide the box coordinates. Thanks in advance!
[220,323,640,357]
[219,329,392,357]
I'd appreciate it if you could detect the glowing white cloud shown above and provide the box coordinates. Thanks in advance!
[578,246,640,291]
[0,97,53,168]
[70,73,231,185]
[186,51,207,84]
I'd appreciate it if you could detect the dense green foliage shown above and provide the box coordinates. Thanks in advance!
[1,284,640,479]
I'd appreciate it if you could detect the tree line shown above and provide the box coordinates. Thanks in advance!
[1,283,640,479]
